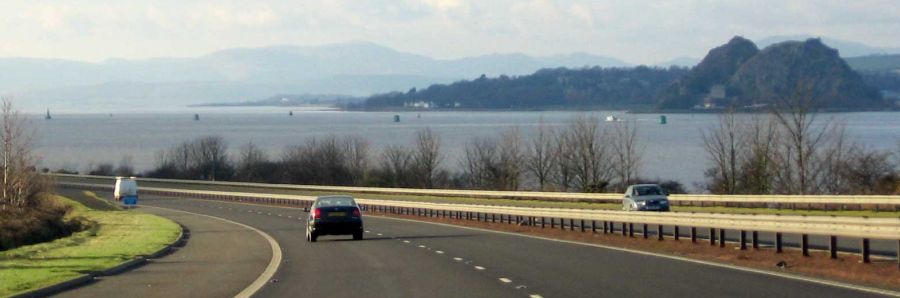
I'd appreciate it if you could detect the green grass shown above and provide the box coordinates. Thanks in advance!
[0,192,181,297]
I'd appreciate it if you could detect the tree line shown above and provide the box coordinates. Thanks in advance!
[700,82,900,195]
[86,116,686,193]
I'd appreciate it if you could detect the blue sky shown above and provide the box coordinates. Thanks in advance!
[2,0,898,64]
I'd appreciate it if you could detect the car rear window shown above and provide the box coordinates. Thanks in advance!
[316,197,355,207]
[636,186,663,196]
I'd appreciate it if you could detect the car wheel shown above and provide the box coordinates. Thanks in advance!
[310,232,318,242]
[353,231,363,240]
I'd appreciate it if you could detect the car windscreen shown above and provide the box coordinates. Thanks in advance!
[635,186,663,196]
[316,197,356,207]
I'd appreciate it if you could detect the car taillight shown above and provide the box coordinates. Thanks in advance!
[352,208,361,217]
[313,208,322,219]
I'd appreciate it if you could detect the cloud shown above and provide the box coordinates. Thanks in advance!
[0,0,898,64]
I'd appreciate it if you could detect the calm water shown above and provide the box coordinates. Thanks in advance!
[30,108,900,190]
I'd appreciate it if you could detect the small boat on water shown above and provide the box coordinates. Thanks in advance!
[605,115,619,122]
[45,109,52,120]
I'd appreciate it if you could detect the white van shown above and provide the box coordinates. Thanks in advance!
[114,176,139,205]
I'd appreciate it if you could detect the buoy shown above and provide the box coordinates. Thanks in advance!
[393,115,400,122]
[660,115,667,125]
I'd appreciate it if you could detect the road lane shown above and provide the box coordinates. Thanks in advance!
[55,190,272,298]
[109,192,893,298]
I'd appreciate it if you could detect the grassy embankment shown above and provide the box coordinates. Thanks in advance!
[0,191,181,297]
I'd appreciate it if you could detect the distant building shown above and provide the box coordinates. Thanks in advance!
[404,101,435,109]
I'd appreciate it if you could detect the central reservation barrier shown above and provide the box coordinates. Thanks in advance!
[57,179,900,266]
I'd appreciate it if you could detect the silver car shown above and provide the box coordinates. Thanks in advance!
[622,184,670,211]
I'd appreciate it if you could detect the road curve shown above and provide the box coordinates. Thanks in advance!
[54,190,273,298]
[75,190,892,298]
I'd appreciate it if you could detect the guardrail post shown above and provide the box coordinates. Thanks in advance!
[629,223,634,237]
[752,231,759,249]
[642,224,648,239]
[801,234,809,256]
[602,221,608,234]
[580,220,585,232]
[673,226,680,240]
[551,218,556,229]
[719,229,726,248]
[896,240,899,268]
[709,228,716,246]
[861,238,870,263]
[622,222,627,236]
[657,225,664,241]
[829,236,838,259]
[775,233,783,253]
[591,220,596,233]
[739,231,747,250]
[541,217,545,228]
[691,227,697,243]
[570,219,575,231]
[561,218,566,230]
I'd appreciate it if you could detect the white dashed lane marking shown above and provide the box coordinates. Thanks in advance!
[474,266,485,270]
[418,245,426,248]
[530,295,543,298]
[403,240,411,243]
[453,257,463,261]
[499,278,512,283]
[435,251,444,254]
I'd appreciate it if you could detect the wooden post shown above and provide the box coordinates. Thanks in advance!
[740,231,747,250]
[775,233,783,253]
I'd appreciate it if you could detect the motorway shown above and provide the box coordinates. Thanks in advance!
[52,189,892,298]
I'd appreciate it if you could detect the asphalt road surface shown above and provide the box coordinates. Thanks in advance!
[61,190,890,298]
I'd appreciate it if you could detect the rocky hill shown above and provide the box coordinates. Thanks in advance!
[659,37,886,110]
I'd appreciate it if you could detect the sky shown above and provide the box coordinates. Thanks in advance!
[1,0,899,65]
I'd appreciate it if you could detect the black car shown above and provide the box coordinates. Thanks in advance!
[305,195,364,242]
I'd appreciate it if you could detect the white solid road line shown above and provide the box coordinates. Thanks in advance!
[368,214,900,297]
[140,205,283,298]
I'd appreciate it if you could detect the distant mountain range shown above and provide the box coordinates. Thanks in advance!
[2,37,898,112]
[1,42,628,111]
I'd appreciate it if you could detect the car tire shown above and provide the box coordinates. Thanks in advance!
[310,232,318,242]
[353,231,363,240]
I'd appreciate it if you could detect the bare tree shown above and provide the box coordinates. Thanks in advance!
[192,136,231,181]
[769,81,836,194]
[560,115,611,192]
[378,144,413,187]
[701,110,742,194]
[526,119,557,191]
[841,146,895,194]
[551,125,575,191]
[235,142,276,182]
[412,128,442,188]
[0,99,44,208]
[343,136,371,185]
[610,120,643,191]
[737,114,779,194]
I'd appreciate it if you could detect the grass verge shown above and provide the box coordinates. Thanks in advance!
[0,191,181,297]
